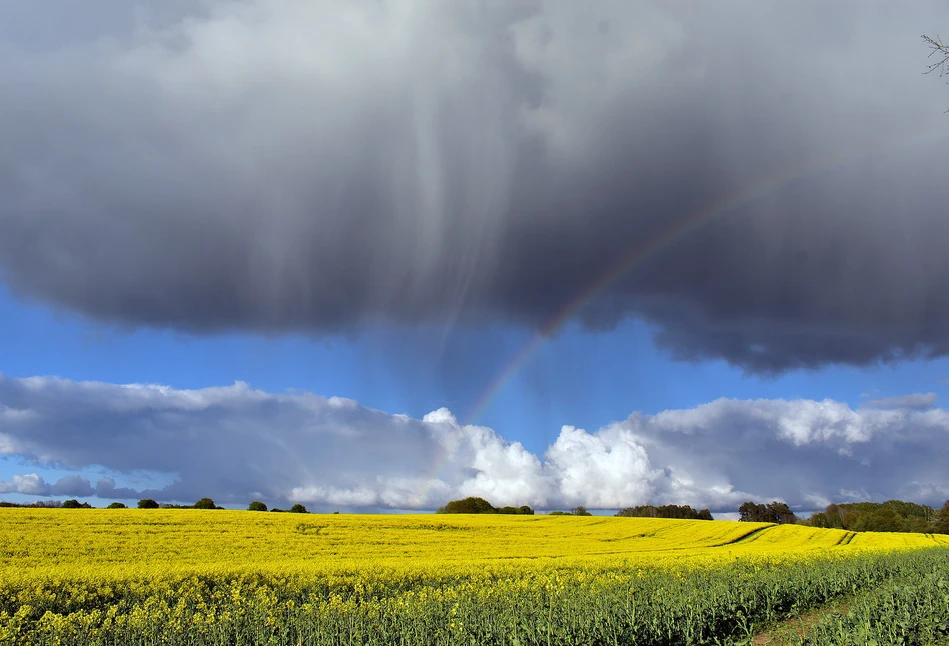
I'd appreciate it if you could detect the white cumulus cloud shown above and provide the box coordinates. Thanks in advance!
[1,374,948,511]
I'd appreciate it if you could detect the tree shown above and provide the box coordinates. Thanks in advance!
[571,506,592,516]
[924,35,949,111]
[497,505,535,515]
[924,35,949,77]
[61,499,82,509]
[616,504,713,520]
[766,501,797,525]
[248,501,268,512]
[137,499,159,509]
[933,500,949,534]
[107,502,127,509]
[30,500,62,508]
[193,498,217,510]
[738,501,766,522]
[437,497,497,514]
[853,507,903,533]
[289,504,308,514]
[738,501,796,524]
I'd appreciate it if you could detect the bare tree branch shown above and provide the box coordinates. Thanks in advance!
[923,34,949,76]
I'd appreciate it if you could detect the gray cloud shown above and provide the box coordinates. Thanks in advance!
[0,473,94,497]
[2,374,948,510]
[864,392,938,410]
[1,1,949,372]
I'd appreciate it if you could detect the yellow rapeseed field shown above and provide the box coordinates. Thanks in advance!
[0,509,946,645]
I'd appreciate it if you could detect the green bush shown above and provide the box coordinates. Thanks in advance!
[437,497,497,514]
[248,501,268,512]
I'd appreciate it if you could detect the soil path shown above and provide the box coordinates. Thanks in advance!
[751,596,852,645]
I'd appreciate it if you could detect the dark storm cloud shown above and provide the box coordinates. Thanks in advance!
[1,1,948,371]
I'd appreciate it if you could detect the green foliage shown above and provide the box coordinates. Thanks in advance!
[497,505,534,515]
[0,500,65,509]
[548,511,570,516]
[437,497,498,514]
[806,499,949,534]
[267,504,308,514]
[437,497,535,515]
[137,499,159,509]
[571,506,592,516]
[0,501,64,509]
[738,500,798,524]
[106,502,127,509]
[248,501,268,512]
[933,500,949,534]
[617,504,714,520]
[7,543,948,645]
[193,498,217,510]
[60,500,82,509]
[800,550,949,644]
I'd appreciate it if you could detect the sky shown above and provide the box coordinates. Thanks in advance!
[2,0,949,514]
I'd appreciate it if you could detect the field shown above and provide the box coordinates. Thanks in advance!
[1,509,948,645]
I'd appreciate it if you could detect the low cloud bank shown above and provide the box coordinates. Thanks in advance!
[1,375,947,510]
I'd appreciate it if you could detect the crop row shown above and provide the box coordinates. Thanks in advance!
[796,553,949,645]
[2,547,947,645]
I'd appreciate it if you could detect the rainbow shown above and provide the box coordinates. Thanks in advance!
[460,129,949,427]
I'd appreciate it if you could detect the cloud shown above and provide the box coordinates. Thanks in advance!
[0,473,95,497]
[2,374,948,510]
[864,392,937,410]
[0,2,948,372]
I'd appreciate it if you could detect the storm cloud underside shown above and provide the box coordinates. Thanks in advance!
[1,1,949,371]
[1,375,947,510]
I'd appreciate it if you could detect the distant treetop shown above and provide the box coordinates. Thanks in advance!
[739,501,797,524]
[616,504,713,521]
[437,497,534,515]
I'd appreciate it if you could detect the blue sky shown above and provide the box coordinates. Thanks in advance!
[7,291,949,442]
[4,281,949,511]
[8,282,949,455]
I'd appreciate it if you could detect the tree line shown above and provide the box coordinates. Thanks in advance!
[436,497,534,515]
[616,504,713,520]
[437,499,714,519]
[0,497,310,513]
[738,499,949,534]
[805,500,949,534]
